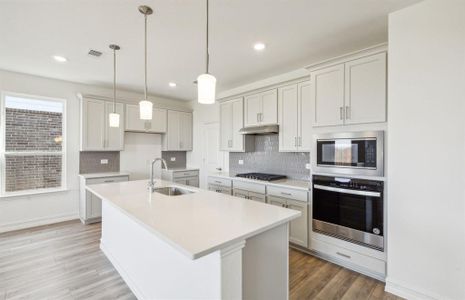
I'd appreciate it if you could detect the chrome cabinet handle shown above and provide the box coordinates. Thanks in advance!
[281,192,292,196]
[336,252,351,259]
[257,113,259,122]
[299,137,302,147]
[345,106,351,119]
[214,180,222,184]
[294,137,297,147]
[339,107,344,120]
[104,180,114,183]
[260,113,263,122]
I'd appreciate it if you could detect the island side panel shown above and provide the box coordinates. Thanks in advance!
[242,223,289,300]
[100,200,222,300]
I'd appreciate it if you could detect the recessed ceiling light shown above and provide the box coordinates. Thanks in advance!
[52,55,67,63]
[253,42,266,51]
[169,82,177,88]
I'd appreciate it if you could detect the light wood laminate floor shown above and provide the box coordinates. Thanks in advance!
[0,221,401,300]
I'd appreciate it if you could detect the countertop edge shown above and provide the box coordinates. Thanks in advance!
[208,173,311,191]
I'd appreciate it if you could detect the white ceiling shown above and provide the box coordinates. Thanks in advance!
[0,0,420,101]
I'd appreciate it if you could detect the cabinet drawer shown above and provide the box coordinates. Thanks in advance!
[86,175,129,185]
[233,180,266,194]
[208,176,232,188]
[209,184,232,195]
[267,186,308,202]
[173,170,199,178]
[311,238,385,275]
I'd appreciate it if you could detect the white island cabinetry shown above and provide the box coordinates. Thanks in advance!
[87,180,300,300]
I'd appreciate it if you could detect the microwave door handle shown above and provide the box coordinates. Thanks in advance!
[313,184,381,198]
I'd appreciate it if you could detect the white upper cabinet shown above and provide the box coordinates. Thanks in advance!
[125,104,167,133]
[163,110,193,151]
[220,98,251,152]
[310,64,345,127]
[278,80,311,152]
[80,98,124,151]
[344,52,387,124]
[244,89,278,127]
[310,52,387,127]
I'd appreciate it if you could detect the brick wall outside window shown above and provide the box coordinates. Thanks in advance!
[4,108,63,192]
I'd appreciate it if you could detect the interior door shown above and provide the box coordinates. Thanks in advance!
[244,94,261,127]
[278,84,299,151]
[311,64,345,127]
[260,89,278,125]
[105,102,124,150]
[201,122,223,189]
[344,52,387,125]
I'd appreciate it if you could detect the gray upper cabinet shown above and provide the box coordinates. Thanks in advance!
[162,110,193,151]
[244,89,278,127]
[310,52,387,127]
[125,104,167,133]
[220,98,253,152]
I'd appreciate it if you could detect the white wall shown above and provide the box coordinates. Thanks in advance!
[0,69,189,232]
[387,1,465,299]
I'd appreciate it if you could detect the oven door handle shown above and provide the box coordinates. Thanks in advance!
[313,184,381,197]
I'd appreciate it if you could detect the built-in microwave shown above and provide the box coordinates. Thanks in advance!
[313,131,384,177]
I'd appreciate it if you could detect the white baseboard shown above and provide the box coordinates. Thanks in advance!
[100,241,147,300]
[385,277,444,300]
[0,213,78,233]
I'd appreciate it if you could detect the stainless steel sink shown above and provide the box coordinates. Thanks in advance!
[153,186,194,196]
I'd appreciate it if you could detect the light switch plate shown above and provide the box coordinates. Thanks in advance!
[170,157,176,161]
[238,160,244,165]
[101,159,109,165]
[305,163,311,170]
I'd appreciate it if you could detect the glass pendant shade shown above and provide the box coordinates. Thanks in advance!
[197,73,216,104]
[139,100,153,120]
[109,112,120,127]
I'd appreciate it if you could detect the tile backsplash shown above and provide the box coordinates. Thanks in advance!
[162,151,187,169]
[80,151,120,174]
[229,134,310,180]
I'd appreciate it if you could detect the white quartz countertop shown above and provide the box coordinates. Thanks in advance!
[79,171,131,179]
[86,179,300,260]
[209,172,311,191]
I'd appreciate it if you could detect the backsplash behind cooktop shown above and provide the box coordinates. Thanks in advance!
[229,134,310,180]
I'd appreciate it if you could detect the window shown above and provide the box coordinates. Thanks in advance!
[0,92,66,196]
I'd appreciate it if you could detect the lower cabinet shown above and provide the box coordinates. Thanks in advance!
[267,195,308,248]
[162,169,199,188]
[233,188,266,203]
[79,174,130,224]
[208,184,232,195]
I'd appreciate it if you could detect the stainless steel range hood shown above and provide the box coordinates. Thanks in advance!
[239,124,279,135]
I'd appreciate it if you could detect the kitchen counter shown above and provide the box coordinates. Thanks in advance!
[209,172,311,191]
[86,179,299,299]
[78,171,130,179]
[163,167,199,172]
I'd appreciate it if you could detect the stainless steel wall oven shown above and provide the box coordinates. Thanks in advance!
[312,175,384,251]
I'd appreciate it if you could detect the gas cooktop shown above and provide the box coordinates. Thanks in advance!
[235,173,286,181]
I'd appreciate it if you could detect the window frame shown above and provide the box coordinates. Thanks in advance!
[0,91,67,197]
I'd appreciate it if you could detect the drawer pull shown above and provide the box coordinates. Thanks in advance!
[104,180,115,183]
[336,252,351,259]
[281,192,292,196]
[214,180,222,184]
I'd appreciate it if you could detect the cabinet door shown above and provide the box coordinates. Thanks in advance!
[244,94,261,127]
[220,101,233,150]
[344,52,386,125]
[179,112,193,150]
[185,176,199,187]
[248,192,266,203]
[278,84,299,151]
[267,195,287,207]
[174,179,188,185]
[150,108,167,133]
[81,99,105,150]
[166,110,180,150]
[125,104,145,131]
[260,89,278,125]
[233,189,249,199]
[298,81,312,151]
[231,98,244,151]
[90,193,102,219]
[105,102,124,150]
[287,199,308,247]
[310,64,345,127]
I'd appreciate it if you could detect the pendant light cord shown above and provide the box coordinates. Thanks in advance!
[206,0,209,74]
[113,48,116,113]
[144,13,148,101]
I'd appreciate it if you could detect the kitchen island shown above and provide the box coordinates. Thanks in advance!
[86,179,300,300]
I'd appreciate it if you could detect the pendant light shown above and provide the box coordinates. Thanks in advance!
[138,5,153,120]
[109,44,121,127]
[197,0,216,104]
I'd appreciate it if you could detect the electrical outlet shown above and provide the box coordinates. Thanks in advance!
[305,163,311,170]
[100,159,109,165]
[170,157,176,161]
[238,160,244,165]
